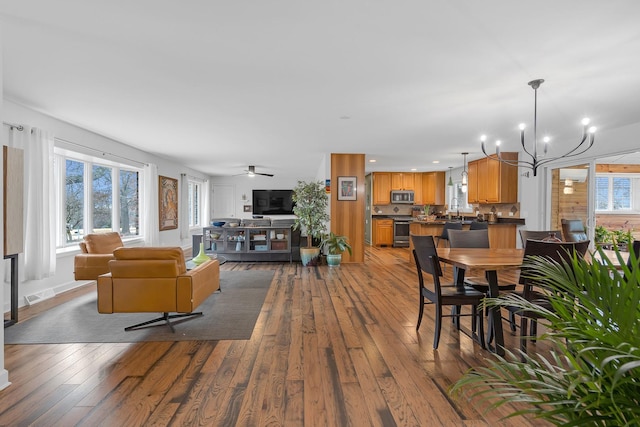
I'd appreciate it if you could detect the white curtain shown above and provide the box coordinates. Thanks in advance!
[179,174,189,240]
[7,126,56,280]
[203,179,211,226]
[143,163,160,246]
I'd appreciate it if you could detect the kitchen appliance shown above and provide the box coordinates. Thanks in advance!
[390,215,413,247]
[390,190,414,204]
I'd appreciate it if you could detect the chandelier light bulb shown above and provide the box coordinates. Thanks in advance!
[589,126,597,134]
[581,118,591,126]
[480,134,487,142]
[519,123,526,130]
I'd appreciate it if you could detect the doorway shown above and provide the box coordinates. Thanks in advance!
[550,164,591,239]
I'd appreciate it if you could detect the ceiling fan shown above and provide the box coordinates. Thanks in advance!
[240,165,274,177]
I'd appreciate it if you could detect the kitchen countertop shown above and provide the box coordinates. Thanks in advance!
[373,215,525,225]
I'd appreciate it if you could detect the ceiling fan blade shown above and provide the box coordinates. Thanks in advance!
[256,172,274,177]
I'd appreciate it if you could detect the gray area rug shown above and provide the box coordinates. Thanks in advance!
[4,270,275,344]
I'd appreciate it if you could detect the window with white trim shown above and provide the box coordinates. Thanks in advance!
[595,174,638,212]
[55,150,142,248]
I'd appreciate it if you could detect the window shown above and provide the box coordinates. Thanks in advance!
[448,181,471,213]
[56,150,142,248]
[187,179,203,228]
[595,175,634,212]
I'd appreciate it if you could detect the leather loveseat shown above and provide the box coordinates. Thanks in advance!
[74,232,124,280]
[97,247,220,331]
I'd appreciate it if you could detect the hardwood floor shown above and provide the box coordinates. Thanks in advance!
[1,247,551,426]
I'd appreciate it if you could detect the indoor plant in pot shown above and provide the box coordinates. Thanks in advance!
[320,232,352,267]
[292,180,329,266]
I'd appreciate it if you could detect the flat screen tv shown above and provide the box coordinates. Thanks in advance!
[252,189,295,215]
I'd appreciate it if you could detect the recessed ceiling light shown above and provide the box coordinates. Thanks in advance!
[432,160,440,164]
[369,159,377,163]
[410,168,417,171]
[340,116,351,120]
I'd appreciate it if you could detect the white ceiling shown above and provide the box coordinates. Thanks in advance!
[2,1,640,179]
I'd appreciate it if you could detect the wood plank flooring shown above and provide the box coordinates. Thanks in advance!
[1,247,551,426]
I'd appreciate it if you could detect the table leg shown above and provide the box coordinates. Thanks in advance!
[485,270,505,356]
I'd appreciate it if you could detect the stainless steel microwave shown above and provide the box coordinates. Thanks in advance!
[390,190,414,204]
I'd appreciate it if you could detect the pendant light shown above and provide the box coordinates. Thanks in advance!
[460,152,468,193]
[447,166,454,186]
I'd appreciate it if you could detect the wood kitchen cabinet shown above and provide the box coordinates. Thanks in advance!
[421,172,445,205]
[391,173,414,191]
[468,152,518,204]
[372,172,391,205]
[372,218,394,246]
[413,173,424,204]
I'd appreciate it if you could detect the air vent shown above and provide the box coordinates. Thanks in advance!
[24,289,55,306]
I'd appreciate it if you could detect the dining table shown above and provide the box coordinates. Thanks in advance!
[437,248,525,356]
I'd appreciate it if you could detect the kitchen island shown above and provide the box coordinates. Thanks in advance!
[409,218,522,263]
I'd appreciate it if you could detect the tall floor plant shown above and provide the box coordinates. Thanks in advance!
[451,248,640,426]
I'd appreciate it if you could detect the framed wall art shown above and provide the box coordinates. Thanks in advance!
[337,176,357,201]
[159,175,178,230]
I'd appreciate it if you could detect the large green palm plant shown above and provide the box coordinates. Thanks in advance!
[451,248,640,426]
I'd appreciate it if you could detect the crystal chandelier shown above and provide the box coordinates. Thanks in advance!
[480,79,597,177]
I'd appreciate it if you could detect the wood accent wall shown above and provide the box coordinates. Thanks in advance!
[550,167,589,232]
[596,164,640,174]
[330,153,365,263]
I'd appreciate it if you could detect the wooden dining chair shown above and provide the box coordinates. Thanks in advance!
[510,239,590,355]
[411,234,485,349]
[519,229,562,247]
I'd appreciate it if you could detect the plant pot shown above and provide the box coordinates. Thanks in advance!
[300,247,320,266]
[326,254,342,267]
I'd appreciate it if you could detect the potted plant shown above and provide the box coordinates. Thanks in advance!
[450,247,640,425]
[320,232,352,267]
[292,180,329,266]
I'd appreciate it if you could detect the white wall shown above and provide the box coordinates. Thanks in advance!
[0,27,10,391]
[1,100,208,313]
[208,174,316,221]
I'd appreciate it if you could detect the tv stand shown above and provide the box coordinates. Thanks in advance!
[198,221,294,262]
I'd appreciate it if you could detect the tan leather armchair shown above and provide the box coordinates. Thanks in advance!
[97,247,220,331]
[74,232,124,280]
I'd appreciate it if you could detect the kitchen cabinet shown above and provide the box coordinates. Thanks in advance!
[467,160,478,203]
[468,152,518,204]
[372,172,391,205]
[391,172,414,191]
[413,173,424,204]
[372,218,393,246]
[421,172,445,205]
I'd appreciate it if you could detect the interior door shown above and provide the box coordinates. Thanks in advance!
[550,164,591,240]
[212,184,236,219]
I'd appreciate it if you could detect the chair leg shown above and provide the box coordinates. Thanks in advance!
[433,304,442,349]
[124,311,203,333]
[509,311,517,332]
[477,308,485,349]
[530,319,538,342]
[416,294,425,331]
[453,305,461,329]
[520,315,529,356]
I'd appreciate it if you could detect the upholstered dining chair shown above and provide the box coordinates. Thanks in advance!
[434,221,463,247]
[509,238,590,355]
[519,229,563,247]
[561,219,588,242]
[469,221,489,230]
[411,234,485,349]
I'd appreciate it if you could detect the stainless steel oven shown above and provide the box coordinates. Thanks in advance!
[392,217,412,247]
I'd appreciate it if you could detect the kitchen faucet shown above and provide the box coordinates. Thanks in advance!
[450,198,461,220]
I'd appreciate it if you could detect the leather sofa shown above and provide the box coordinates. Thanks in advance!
[97,247,220,331]
[74,232,124,280]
